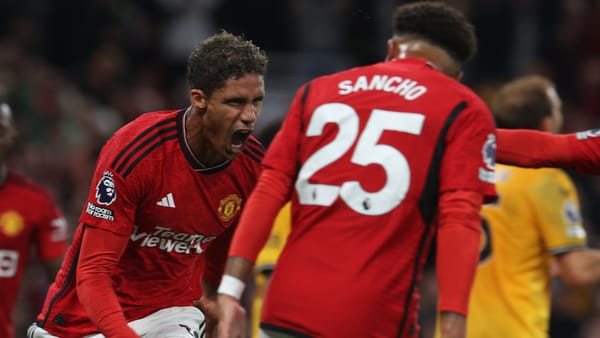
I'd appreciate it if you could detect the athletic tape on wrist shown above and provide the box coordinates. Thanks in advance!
[218,275,246,300]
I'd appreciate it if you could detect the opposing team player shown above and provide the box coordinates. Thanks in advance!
[0,102,67,338]
[28,31,268,338]
[215,2,496,338]
[466,75,600,338]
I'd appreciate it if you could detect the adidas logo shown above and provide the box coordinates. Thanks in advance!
[156,193,176,208]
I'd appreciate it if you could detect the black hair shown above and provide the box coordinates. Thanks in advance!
[392,1,477,64]
[186,31,268,98]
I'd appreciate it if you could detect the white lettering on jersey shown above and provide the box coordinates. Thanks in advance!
[130,226,216,254]
[576,129,600,140]
[338,74,427,100]
[86,202,114,221]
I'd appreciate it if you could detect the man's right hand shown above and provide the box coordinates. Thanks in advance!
[216,294,247,338]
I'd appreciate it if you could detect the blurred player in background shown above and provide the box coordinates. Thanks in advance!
[214,2,496,338]
[0,102,67,338]
[466,75,600,338]
[28,31,268,338]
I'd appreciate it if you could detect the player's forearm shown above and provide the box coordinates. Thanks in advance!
[76,226,137,337]
[217,256,254,303]
[436,190,482,315]
[558,249,600,287]
[77,276,138,338]
[223,256,254,282]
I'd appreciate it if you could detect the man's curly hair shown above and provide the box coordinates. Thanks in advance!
[186,31,268,98]
[392,1,477,64]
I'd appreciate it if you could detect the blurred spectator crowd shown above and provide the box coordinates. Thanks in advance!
[1,0,599,337]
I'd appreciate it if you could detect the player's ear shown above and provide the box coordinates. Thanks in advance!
[191,89,207,113]
[385,39,398,61]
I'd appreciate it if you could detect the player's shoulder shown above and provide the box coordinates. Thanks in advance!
[532,167,576,186]
[502,165,568,180]
[99,109,183,173]
[5,170,57,201]
[509,166,577,195]
[442,79,488,110]
[111,109,181,142]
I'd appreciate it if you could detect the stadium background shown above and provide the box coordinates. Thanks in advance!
[0,0,599,337]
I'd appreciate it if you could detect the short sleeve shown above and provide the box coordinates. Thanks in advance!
[528,170,587,254]
[79,141,140,236]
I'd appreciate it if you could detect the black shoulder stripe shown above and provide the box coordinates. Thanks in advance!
[111,118,177,170]
[122,134,179,178]
[299,82,311,135]
[396,100,468,337]
[248,137,266,151]
[115,126,177,175]
[242,148,262,163]
[245,141,265,158]
[418,100,467,225]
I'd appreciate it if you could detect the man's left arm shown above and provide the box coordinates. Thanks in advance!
[436,99,497,338]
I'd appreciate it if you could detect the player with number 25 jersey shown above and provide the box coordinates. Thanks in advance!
[218,3,497,337]
[249,56,497,338]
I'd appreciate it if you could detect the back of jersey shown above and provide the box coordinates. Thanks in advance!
[261,57,496,337]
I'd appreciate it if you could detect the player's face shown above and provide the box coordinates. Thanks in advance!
[546,86,563,134]
[0,104,17,161]
[202,74,265,163]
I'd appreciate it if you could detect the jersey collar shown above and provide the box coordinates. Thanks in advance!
[177,108,232,174]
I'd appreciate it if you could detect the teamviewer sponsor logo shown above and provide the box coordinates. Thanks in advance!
[86,202,115,221]
[129,226,216,254]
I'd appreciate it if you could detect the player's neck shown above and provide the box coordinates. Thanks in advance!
[183,107,228,168]
[387,37,461,78]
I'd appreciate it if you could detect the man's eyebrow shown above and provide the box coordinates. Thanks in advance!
[224,96,264,104]
[223,97,247,103]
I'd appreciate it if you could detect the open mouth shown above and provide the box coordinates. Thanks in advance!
[231,129,252,150]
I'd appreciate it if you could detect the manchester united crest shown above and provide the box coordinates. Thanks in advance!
[0,211,25,237]
[218,194,242,222]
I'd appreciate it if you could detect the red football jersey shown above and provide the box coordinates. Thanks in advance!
[35,109,263,337]
[260,58,497,337]
[0,170,67,338]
